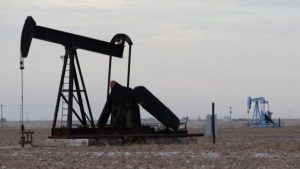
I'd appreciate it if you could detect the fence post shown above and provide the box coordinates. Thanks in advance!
[212,102,216,144]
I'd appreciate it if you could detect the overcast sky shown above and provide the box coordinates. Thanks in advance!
[0,0,300,121]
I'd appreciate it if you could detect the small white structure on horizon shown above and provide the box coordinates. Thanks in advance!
[223,116,230,122]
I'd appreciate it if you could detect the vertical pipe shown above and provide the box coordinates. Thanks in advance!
[20,60,25,147]
[19,57,25,147]
[127,45,132,88]
[212,102,216,144]
[107,56,112,100]
[21,69,24,124]
[279,118,281,128]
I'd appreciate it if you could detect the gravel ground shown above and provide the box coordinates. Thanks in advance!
[0,125,300,169]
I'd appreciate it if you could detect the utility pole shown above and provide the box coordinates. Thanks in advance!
[289,109,292,119]
[229,106,232,124]
[1,104,5,128]
[19,104,22,123]
[26,111,29,123]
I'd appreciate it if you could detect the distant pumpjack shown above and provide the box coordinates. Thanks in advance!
[247,97,279,128]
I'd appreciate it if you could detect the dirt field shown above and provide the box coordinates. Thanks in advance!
[0,122,300,169]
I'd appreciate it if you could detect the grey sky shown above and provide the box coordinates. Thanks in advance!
[0,0,300,120]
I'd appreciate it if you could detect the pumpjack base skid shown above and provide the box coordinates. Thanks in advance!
[49,126,204,139]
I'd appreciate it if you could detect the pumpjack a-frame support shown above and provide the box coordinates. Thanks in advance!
[52,48,95,129]
[51,34,133,130]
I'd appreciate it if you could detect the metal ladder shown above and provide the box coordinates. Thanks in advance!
[60,55,70,127]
